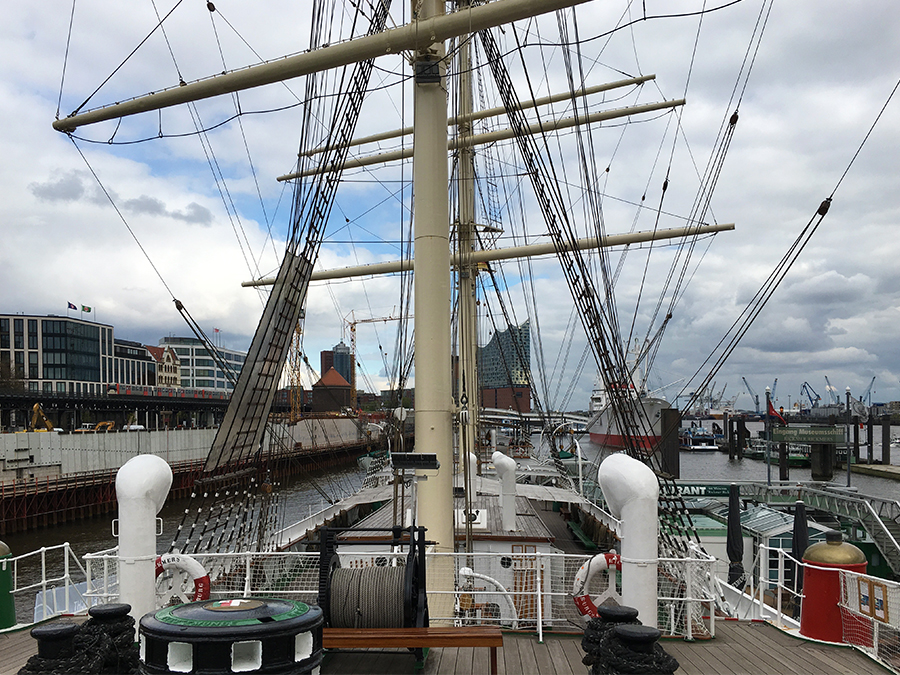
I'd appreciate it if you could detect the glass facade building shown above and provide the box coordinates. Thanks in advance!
[0,314,111,394]
[478,320,530,388]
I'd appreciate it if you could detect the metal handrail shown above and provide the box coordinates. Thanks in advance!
[4,543,91,622]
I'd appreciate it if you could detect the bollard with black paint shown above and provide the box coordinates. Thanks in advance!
[580,605,678,675]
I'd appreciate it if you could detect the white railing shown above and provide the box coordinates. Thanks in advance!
[838,568,900,673]
[80,548,715,640]
[754,544,804,628]
[3,542,93,624]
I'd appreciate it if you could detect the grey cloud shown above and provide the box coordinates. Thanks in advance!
[122,195,167,216]
[29,171,86,202]
[30,171,211,226]
[171,202,213,226]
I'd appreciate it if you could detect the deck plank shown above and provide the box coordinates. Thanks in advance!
[545,632,579,675]
[530,636,560,674]
[6,616,893,675]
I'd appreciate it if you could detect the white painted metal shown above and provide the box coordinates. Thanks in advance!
[115,454,172,625]
[298,75,656,158]
[52,0,592,132]
[492,451,517,532]
[413,0,454,553]
[278,98,685,181]
[598,453,659,627]
[241,222,736,287]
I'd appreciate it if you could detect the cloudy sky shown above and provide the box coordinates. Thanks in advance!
[2,1,898,412]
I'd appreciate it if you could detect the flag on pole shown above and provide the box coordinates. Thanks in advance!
[768,399,786,425]
[67,302,77,310]
[81,305,92,313]
[214,328,220,333]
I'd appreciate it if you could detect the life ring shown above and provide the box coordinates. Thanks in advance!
[155,553,211,602]
[572,552,621,618]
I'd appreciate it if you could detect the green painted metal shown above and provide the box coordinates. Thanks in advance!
[0,542,15,629]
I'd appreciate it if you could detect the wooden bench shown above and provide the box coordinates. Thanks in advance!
[323,626,503,674]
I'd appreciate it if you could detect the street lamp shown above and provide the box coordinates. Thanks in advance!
[846,387,852,487]
[765,386,772,486]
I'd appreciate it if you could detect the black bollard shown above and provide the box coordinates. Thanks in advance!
[614,624,661,654]
[30,622,79,660]
[86,603,139,674]
[581,605,641,667]
[591,623,679,675]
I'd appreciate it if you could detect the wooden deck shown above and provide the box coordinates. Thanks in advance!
[323,621,894,675]
[2,617,893,675]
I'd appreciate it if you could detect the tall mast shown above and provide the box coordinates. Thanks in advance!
[455,0,479,554]
[412,0,454,553]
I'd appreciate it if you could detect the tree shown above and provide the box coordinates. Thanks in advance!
[0,361,25,392]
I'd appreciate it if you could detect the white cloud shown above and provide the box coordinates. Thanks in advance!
[2,0,899,409]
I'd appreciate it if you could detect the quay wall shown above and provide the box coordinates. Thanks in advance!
[0,418,369,482]
[0,418,382,534]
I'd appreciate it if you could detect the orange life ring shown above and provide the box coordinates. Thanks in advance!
[572,552,621,618]
[155,553,211,602]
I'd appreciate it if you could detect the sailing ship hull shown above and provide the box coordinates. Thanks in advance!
[587,396,669,451]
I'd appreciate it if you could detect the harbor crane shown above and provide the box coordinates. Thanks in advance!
[824,376,840,405]
[770,378,778,402]
[862,376,876,407]
[800,381,821,409]
[741,377,761,414]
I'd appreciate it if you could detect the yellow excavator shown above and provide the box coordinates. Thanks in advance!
[74,420,116,432]
[29,403,56,432]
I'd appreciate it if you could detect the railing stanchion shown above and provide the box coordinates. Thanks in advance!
[535,552,543,643]
[776,550,784,624]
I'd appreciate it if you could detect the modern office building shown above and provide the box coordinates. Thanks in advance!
[320,340,354,386]
[332,341,353,385]
[0,314,114,395]
[0,313,198,394]
[159,336,247,391]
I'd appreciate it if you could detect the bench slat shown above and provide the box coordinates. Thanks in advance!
[323,626,503,649]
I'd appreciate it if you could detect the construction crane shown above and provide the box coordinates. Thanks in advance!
[741,377,760,414]
[347,313,405,410]
[800,382,821,409]
[862,376,876,407]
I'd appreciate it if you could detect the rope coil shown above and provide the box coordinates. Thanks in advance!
[329,566,406,629]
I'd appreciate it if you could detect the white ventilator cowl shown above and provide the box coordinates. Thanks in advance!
[116,455,173,623]
[492,451,517,531]
[599,452,659,627]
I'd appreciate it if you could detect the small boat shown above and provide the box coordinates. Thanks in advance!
[679,425,719,451]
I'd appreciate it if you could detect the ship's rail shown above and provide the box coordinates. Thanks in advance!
[716,544,900,674]
[2,542,94,623]
[838,567,900,672]
[678,480,900,576]
[742,482,900,574]
[76,549,716,640]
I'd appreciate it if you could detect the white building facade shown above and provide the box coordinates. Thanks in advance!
[159,336,246,392]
